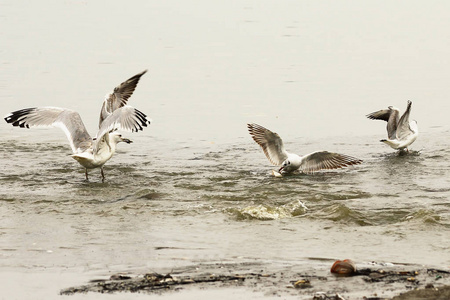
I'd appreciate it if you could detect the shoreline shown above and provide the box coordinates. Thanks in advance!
[59,261,450,299]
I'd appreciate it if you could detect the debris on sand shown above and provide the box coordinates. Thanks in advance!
[60,263,450,299]
[61,272,246,295]
[330,259,357,276]
[391,284,450,300]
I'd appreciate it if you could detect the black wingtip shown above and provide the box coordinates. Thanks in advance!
[4,107,37,128]
[366,113,377,120]
[406,100,412,109]
[247,123,257,134]
[134,69,148,79]
[132,108,151,132]
[247,123,265,131]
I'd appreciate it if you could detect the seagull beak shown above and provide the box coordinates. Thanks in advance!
[279,166,284,172]
[122,138,132,144]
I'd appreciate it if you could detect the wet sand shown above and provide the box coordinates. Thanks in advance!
[59,261,450,299]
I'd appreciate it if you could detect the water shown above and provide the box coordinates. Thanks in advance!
[1,1,450,299]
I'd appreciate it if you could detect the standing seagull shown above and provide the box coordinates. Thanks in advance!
[366,100,418,151]
[247,123,363,176]
[4,70,151,182]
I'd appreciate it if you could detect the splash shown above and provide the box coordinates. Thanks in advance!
[229,200,308,220]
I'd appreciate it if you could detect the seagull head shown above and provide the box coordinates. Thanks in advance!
[279,160,291,173]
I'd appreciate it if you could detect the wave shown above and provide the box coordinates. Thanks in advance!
[227,200,308,221]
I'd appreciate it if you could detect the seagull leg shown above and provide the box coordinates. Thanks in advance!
[85,169,89,181]
[101,167,105,183]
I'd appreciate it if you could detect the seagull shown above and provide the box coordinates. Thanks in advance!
[366,100,418,151]
[247,123,363,175]
[4,70,151,182]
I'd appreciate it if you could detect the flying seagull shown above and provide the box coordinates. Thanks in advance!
[4,70,151,182]
[247,123,363,176]
[366,100,418,151]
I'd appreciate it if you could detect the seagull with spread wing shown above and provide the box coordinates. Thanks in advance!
[247,123,363,176]
[4,70,151,182]
[366,100,418,151]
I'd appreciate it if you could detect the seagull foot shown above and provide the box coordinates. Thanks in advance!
[101,167,105,183]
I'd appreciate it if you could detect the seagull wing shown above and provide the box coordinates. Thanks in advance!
[247,123,288,165]
[366,107,400,139]
[299,151,363,174]
[396,100,414,141]
[4,107,92,153]
[99,70,147,128]
[94,105,150,152]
